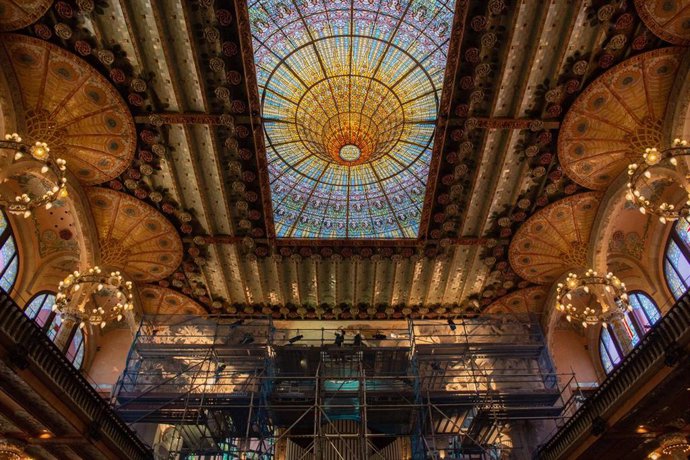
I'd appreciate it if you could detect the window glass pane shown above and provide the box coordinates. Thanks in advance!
[639,293,661,324]
[623,313,640,347]
[73,341,85,369]
[600,327,621,374]
[676,217,690,247]
[600,340,613,374]
[25,293,48,320]
[629,291,661,334]
[665,241,689,299]
[66,328,83,362]
[630,294,651,332]
[0,212,6,235]
[0,236,15,273]
[0,254,17,293]
[48,314,62,340]
[665,257,685,299]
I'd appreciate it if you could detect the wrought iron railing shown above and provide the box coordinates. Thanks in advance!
[536,292,690,460]
[0,290,152,460]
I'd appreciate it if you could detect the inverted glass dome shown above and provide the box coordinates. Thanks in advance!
[249,0,456,238]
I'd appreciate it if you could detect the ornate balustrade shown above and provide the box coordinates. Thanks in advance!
[0,290,151,460]
[537,292,690,460]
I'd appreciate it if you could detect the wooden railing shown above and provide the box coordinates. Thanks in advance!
[536,292,690,459]
[0,291,151,460]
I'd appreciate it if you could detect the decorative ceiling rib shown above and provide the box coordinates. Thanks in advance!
[2,0,669,318]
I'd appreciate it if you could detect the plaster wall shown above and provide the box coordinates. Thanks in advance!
[549,328,599,387]
[87,328,133,392]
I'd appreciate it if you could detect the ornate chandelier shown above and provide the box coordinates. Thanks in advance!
[0,438,23,460]
[53,267,134,329]
[0,133,68,218]
[626,138,690,224]
[555,270,631,328]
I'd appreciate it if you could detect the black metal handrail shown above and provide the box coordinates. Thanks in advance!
[0,291,152,460]
[536,292,690,459]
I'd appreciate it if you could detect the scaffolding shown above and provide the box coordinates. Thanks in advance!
[112,315,575,459]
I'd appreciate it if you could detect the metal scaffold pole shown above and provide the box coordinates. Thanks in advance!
[112,314,573,460]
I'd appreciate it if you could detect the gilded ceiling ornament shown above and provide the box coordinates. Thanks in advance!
[1,35,136,185]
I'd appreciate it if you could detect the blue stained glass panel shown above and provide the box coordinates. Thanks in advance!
[600,327,622,374]
[250,0,457,238]
[25,293,56,326]
[600,340,613,374]
[665,240,690,299]
[48,313,62,341]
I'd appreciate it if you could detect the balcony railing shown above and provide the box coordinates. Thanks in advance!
[0,290,151,460]
[537,292,690,460]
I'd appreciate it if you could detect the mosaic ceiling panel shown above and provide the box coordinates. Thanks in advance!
[558,47,683,191]
[1,34,136,185]
[86,187,183,283]
[508,192,601,285]
[634,0,690,45]
[249,0,456,238]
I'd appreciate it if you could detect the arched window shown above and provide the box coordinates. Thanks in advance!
[599,326,622,374]
[599,291,661,373]
[664,218,690,299]
[24,292,85,369]
[0,212,19,293]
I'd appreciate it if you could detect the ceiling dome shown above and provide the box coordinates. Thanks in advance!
[86,187,183,282]
[251,0,455,238]
[139,286,207,316]
[484,287,548,315]
[509,192,601,284]
[0,34,136,185]
[0,0,52,31]
[558,47,683,190]
[634,0,690,45]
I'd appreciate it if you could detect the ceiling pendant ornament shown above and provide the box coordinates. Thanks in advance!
[555,270,631,328]
[0,437,24,460]
[626,139,690,224]
[54,266,134,329]
[0,133,68,218]
[659,432,690,456]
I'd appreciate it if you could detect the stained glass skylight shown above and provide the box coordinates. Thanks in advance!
[249,0,456,238]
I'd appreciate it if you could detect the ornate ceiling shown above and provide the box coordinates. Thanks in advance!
[250,0,456,239]
[0,0,687,320]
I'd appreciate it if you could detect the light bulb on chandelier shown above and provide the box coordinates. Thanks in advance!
[626,138,690,224]
[555,269,631,328]
[53,266,134,329]
[0,133,68,218]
